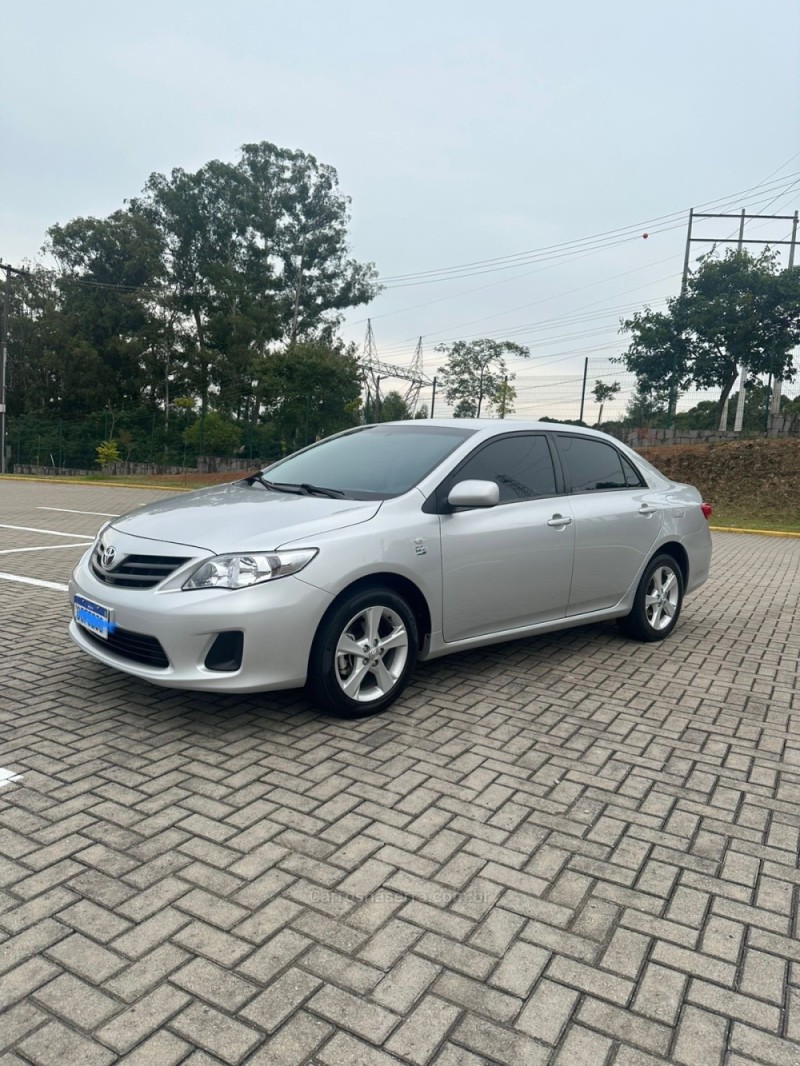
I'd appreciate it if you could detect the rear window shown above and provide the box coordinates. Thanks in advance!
[555,435,629,492]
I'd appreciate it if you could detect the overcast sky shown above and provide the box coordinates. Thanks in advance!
[3,0,799,416]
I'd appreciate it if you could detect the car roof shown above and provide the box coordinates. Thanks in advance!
[376,418,611,440]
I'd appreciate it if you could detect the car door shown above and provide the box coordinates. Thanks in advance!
[437,433,576,642]
[553,434,664,616]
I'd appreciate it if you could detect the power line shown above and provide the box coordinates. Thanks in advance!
[379,172,800,286]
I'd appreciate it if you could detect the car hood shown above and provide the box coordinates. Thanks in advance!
[109,482,382,554]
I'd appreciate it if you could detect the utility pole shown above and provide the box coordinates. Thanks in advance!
[578,357,589,423]
[769,210,799,420]
[680,209,798,434]
[0,263,28,475]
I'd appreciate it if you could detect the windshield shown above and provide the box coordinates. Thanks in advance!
[263,425,475,498]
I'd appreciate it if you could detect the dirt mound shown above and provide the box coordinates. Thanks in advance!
[639,438,800,529]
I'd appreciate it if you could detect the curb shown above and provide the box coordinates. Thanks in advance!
[0,475,194,492]
[709,525,800,539]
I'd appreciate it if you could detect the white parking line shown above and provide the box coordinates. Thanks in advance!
[0,524,93,540]
[0,768,23,789]
[0,544,88,555]
[0,572,69,591]
[38,507,119,517]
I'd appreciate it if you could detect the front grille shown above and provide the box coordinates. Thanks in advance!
[84,626,169,668]
[92,545,190,589]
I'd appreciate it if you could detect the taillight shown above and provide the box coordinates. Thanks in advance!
[701,502,712,520]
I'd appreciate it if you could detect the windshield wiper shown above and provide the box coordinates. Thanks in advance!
[243,473,305,495]
[297,483,345,498]
[243,474,344,498]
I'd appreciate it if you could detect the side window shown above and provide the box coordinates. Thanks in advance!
[454,435,557,503]
[556,435,627,492]
[620,453,644,488]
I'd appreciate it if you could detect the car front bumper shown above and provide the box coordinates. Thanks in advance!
[68,547,334,693]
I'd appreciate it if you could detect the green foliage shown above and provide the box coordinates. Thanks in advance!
[95,440,121,467]
[377,391,411,422]
[592,379,621,426]
[5,141,379,466]
[260,340,362,452]
[436,338,530,417]
[182,411,242,457]
[620,250,800,420]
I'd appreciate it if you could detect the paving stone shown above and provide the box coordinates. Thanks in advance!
[117,1031,192,1065]
[577,996,672,1057]
[96,985,190,1053]
[170,956,259,1011]
[385,995,461,1064]
[169,1001,262,1064]
[631,962,687,1024]
[308,984,401,1044]
[372,954,441,1012]
[45,932,126,983]
[16,1020,116,1066]
[672,1004,728,1066]
[452,1013,549,1066]
[33,972,120,1028]
[245,1010,332,1065]
[433,971,520,1023]
[729,1022,800,1066]
[239,967,321,1034]
[553,1023,613,1065]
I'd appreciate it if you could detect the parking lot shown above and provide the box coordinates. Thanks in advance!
[1,477,800,1066]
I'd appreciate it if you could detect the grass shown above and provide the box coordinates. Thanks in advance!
[707,505,800,534]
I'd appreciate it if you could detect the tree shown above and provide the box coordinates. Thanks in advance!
[261,340,362,450]
[131,142,381,434]
[436,338,530,418]
[182,411,242,457]
[378,391,411,422]
[618,303,692,419]
[623,385,670,428]
[592,380,621,426]
[620,249,800,426]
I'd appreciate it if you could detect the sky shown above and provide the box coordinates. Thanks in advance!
[2,0,799,418]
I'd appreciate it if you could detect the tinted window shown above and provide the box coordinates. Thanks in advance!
[455,435,557,503]
[264,425,474,498]
[556,435,627,492]
[620,453,644,488]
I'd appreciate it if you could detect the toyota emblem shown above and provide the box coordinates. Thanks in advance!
[100,545,117,570]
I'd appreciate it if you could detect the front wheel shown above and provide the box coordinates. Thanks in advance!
[618,553,684,642]
[308,587,418,718]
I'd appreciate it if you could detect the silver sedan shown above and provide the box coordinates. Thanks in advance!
[68,420,712,717]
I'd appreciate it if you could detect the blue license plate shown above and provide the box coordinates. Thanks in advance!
[74,595,116,639]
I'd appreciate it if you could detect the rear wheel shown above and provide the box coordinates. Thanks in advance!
[308,587,418,718]
[618,553,684,642]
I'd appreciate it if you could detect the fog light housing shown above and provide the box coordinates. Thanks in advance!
[204,631,244,672]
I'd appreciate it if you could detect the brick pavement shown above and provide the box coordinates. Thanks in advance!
[1,479,800,1064]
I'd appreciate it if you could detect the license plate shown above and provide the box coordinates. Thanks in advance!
[74,595,116,639]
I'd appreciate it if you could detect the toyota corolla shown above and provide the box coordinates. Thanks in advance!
[69,420,712,717]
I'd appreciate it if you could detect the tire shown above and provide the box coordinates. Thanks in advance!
[308,586,419,718]
[617,553,684,642]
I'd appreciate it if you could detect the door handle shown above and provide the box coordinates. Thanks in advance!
[547,514,573,528]
[638,504,658,516]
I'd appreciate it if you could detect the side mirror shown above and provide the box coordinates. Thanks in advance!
[447,479,500,509]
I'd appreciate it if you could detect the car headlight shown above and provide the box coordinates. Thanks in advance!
[183,549,318,590]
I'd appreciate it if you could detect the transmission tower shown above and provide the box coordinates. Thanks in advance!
[404,337,424,412]
[360,320,431,421]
